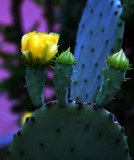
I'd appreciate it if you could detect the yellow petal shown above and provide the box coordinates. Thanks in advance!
[21,31,60,66]
[48,33,60,45]
[28,34,41,59]
[44,42,58,63]
[21,31,36,51]
[38,33,49,48]
[29,33,50,59]
[37,32,48,38]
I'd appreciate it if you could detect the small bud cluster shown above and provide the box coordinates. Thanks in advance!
[107,49,131,71]
[56,48,76,65]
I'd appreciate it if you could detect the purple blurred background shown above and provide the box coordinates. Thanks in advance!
[0,0,56,147]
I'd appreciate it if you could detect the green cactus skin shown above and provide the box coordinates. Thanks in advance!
[96,49,131,107]
[7,101,130,160]
[25,66,46,108]
[71,0,125,102]
[54,64,73,105]
[96,65,126,107]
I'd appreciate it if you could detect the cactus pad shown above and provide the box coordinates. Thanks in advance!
[96,65,126,106]
[25,66,46,108]
[71,0,125,102]
[7,101,130,160]
[54,64,73,105]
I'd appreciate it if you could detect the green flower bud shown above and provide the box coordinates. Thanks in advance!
[57,48,76,65]
[107,49,131,71]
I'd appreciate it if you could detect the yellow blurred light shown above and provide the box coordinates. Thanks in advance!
[21,112,33,125]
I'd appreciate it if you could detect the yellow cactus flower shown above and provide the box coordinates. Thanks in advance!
[21,112,33,125]
[21,31,60,66]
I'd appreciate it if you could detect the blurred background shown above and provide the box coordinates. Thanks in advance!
[0,0,134,159]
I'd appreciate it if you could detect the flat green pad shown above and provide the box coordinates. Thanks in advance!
[26,66,46,108]
[71,0,124,102]
[7,102,130,160]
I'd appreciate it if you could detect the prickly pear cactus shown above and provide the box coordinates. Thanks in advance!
[7,101,130,160]
[7,48,131,160]
[71,0,125,102]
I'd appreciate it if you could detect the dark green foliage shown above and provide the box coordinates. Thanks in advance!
[0,52,35,111]
[7,102,130,160]
[52,0,86,53]
[122,0,134,19]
